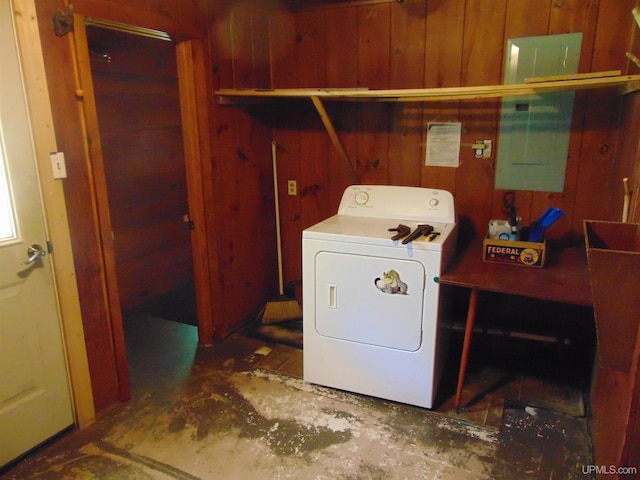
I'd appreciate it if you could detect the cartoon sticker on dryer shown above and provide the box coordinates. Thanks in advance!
[374,269,408,295]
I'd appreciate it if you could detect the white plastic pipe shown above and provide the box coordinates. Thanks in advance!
[622,177,630,223]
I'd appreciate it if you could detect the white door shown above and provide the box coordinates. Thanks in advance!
[315,252,425,351]
[0,0,74,467]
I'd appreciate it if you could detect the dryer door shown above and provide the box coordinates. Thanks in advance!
[315,252,425,351]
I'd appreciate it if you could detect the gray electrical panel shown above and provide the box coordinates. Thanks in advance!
[496,33,583,192]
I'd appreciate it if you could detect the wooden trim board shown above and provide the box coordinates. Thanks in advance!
[216,72,640,103]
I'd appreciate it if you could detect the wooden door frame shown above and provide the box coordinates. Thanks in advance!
[13,0,95,427]
[176,39,217,346]
[70,14,216,403]
[72,15,130,401]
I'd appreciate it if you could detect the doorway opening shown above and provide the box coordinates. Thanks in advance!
[86,24,199,395]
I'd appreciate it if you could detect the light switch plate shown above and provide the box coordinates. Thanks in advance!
[50,151,67,179]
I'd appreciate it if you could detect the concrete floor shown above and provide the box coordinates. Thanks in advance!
[2,312,594,479]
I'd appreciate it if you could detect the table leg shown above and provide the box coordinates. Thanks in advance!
[455,287,479,413]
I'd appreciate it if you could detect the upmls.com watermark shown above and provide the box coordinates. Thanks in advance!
[581,464,638,476]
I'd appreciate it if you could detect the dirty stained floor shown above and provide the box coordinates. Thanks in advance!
[2,313,594,479]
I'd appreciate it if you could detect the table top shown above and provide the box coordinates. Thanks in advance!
[439,239,593,306]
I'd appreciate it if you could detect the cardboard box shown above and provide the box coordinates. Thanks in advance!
[483,236,546,267]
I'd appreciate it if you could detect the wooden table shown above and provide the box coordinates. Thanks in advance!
[438,239,593,411]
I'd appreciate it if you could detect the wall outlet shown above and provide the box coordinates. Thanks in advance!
[287,180,297,196]
[472,140,492,158]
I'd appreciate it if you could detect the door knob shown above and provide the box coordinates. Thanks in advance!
[21,244,46,265]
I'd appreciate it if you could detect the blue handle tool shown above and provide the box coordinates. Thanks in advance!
[528,207,564,242]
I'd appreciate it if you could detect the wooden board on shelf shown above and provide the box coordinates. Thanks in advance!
[215,72,640,103]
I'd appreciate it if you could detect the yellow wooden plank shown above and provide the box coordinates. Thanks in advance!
[215,74,640,103]
[524,70,621,84]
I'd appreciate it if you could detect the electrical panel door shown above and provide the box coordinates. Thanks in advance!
[496,33,582,192]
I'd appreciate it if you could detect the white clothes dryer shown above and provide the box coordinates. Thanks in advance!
[302,185,457,408]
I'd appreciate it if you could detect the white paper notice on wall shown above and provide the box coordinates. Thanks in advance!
[425,122,461,167]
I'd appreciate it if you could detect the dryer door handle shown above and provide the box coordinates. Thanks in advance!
[328,284,337,309]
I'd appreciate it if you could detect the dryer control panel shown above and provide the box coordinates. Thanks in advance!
[337,185,455,224]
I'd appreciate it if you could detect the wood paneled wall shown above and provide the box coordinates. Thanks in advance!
[206,2,276,337]
[213,0,639,291]
[615,6,640,225]
[89,26,193,309]
[34,0,640,415]
[35,0,208,413]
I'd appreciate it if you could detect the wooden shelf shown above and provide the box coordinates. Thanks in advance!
[215,71,640,184]
[216,72,640,103]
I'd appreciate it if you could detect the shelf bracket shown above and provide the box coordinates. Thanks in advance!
[627,52,640,70]
[310,96,358,184]
[618,77,640,95]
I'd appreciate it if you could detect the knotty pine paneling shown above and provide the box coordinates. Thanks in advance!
[296,12,331,240]
[222,0,639,287]
[208,1,244,339]
[572,0,637,233]
[89,26,194,309]
[324,6,359,209]
[421,0,464,195]
[533,0,601,241]
[271,10,323,290]
[116,245,194,308]
[614,2,640,224]
[615,91,640,223]
[457,0,506,241]
[208,1,275,338]
[388,0,426,187]
[70,0,205,39]
[33,0,640,416]
[356,3,391,186]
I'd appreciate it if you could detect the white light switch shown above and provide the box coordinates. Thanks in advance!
[50,151,67,179]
